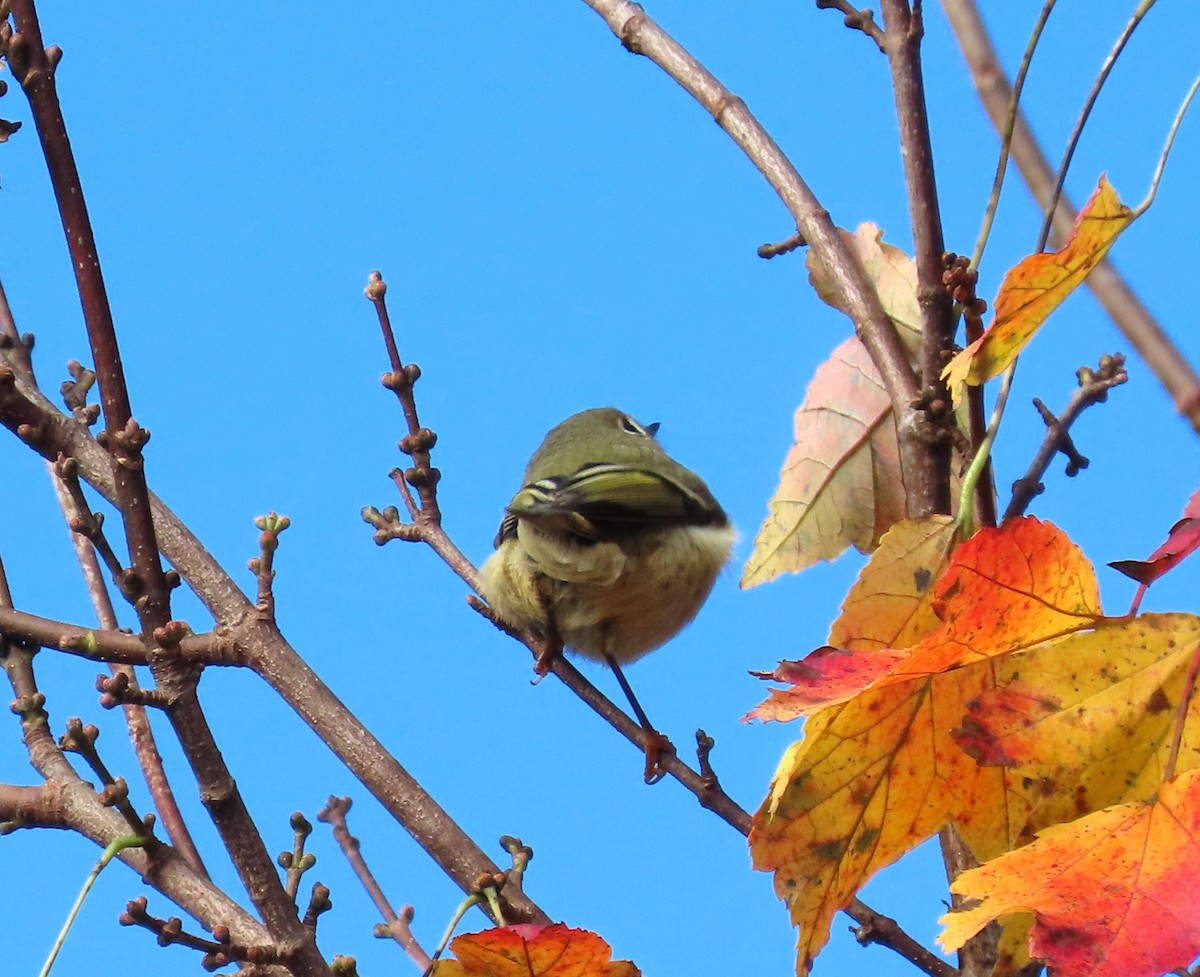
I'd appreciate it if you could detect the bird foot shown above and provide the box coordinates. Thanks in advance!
[642,729,675,785]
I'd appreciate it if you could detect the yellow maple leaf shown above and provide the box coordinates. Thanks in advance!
[955,612,1200,840]
[749,518,1105,975]
[942,175,1134,402]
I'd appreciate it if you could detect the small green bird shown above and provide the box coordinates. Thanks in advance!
[479,407,734,780]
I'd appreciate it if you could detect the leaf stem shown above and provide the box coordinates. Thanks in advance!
[1035,0,1158,251]
[1165,642,1200,783]
[957,361,1017,536]
[970,0,1057,270]
[1133,73,1200,218]
[40,834,148,977]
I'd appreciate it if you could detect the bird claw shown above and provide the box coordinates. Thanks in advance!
[642,730,675,785]
[532,637,563,682]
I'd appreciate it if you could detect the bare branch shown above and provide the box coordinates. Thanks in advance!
[816,0,887,51]
[845,899,960,977]
[880,0,956,515]
[0,321,549,928]
[0,604,227,665]
[1005,354,1128,521]
[320,796,434,971]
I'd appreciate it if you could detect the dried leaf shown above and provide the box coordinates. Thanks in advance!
[807,223,922,355]
[742,337,906,587]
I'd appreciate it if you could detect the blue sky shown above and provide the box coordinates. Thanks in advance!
[3,3,1199,975]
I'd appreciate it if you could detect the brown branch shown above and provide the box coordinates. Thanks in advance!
[120,896,284,973]
[816,0,887,51]
[942,0,1200,430]
[756,231,807,259]
[320,796,433,971]
[59,717,153,836]
[5,8,540,947]
[0,361,548,928]
[7,0,172,632]
[470,594,754,830]
[367,272,441,525]
[7,4,321,962]
[881,0,955,516]
[1004,354,1128,521]
[0,578,275,957]
[845,899,960,977]
[579,0,939,518]
[47,466,209,877]
[0,604,229,666]
[0,781,63,829]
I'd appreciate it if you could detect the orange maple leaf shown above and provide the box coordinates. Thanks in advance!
[747,517,1102,721]
[942,175,1134,401]
[432,924,639,977]
[940,768,1200,977]
[750,517,1101,974]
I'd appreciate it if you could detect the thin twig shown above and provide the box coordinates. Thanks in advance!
[1035,0,1159,251]
[1133,73,1200,218]
[40,834,148,977]
[757,231,807,259]
[969,0,1057,270]
[0,604,225,665]
[320,797,433,971]
[845,900,959,977]
[1004,355,1128,521]
[366,272,441,525]
[815,0,886,51]
[57,480,203,871]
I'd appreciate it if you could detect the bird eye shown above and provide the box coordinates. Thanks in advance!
[618,414,660,438]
